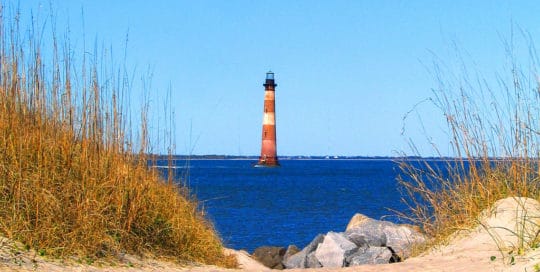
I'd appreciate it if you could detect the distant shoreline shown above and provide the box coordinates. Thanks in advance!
[153,155,403,160]
[150,155,496,161]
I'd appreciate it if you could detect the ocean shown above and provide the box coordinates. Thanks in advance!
[159,159,414,252]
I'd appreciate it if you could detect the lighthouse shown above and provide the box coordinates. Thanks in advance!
[256,71,279,167]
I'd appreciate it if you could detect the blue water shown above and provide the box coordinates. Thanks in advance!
[159,159,411,252]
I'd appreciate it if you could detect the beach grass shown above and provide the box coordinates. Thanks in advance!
[398,34,540,251]
[0,4,236,268]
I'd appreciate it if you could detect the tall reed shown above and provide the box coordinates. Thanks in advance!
[399,33,540,244]
[0,3,235,267]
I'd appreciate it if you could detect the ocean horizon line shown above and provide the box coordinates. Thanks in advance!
[149,154,524,161]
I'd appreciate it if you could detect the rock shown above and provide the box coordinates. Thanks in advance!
[346,227,387,247]
[346,213,372,230]
[314,232,358,268]
[346,246,394,266]
[283,234,325,269]
[282,250,304,269]
[345,213,425,259]
[283,245,300,262]
[304,234,326,254]
[383,223,425,258]
[306,252,322,268]
[252,246,286,269]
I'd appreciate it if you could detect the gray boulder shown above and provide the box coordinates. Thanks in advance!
[282,250,305,269]
[306,252,322,268]
[283,245,300,261]
[345,213,425,259]
[346,228,387,247]
[383,223,425,259]
[346,213,371,230]
[283,234,325,269]
[346,246,394,266]
[314,232,358,268]
[252,246,286,269]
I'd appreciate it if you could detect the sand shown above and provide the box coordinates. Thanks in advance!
[2,197,540,272]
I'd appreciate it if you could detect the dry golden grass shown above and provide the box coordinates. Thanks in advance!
[399,34,540,250]
[0,4,236,268]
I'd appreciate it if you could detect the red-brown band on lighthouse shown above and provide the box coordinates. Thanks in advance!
[256,71,279,167]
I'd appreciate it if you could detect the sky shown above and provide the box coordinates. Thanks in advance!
[13,1,540,156]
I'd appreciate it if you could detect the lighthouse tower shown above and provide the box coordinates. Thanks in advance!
[256,71,279,167]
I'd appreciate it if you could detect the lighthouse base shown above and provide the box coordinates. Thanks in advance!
[254,162,280,168]
[254,157,280,168]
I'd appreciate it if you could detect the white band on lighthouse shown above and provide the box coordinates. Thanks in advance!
[263,112,275,125]
[265,91,275,100]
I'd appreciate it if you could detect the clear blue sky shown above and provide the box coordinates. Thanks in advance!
[15,1,540,156]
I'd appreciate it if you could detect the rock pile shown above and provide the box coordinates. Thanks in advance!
[253,213,426,269]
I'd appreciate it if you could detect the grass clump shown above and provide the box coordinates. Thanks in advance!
[399,33,540,247]
[0,3,236,268]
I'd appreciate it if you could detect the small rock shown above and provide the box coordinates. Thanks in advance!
[346,228,387,247]
[346,213,371,230]
[383,224,425,259]
[252,246,286,269]
[306,252,322,268]
[346,246,394,266]
[282,250,305,269]
[283,245,300,262]
[314,232,357,268]
[283,234,325,269]
[304,234,326,253]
